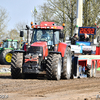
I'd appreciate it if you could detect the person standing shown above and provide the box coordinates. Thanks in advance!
[71,33,78,45]
[84,33,89,42]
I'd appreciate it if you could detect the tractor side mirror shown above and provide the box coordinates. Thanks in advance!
[97,36,100,43]
[26,25,30,30]
[20,31,24,37]
[59,32,64,39]
[21,44,23,46]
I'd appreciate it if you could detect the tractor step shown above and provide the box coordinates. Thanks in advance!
[74,74,87,79]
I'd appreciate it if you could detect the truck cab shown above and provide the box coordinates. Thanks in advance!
[71,27,97,55]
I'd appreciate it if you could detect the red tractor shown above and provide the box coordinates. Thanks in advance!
[11,22,72,80]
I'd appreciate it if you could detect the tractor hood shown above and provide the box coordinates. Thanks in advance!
[31,41,47,47]
[30,41,48,58]
[0,47,3,54]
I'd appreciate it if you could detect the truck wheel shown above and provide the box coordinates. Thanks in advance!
[61,47,72,79]
[87,64,93,78]
[46,54,62,80]
[76,64,80,78]
[0,49,12,65]
[93,61,97,77]
[11,52,23,79]
[87,69,93,78]
[46,54,53,79]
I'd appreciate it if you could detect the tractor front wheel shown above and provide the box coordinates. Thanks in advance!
[86,65,93,78]
[46,54,62,80]
[11,52,23,79]
[0,49,12,65]
[93,61,97,77]
[61,47,72,79]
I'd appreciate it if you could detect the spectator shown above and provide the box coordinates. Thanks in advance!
[71,33,78,45]
[84,33,89,42]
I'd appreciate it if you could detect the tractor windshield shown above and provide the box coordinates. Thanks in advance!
[11,41,18,49]
[32,29,53,45]
[3,41,18,49]
[3,41,8,48]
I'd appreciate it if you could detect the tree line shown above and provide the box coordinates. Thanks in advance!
[36,0,100,41]
[1,0,100,42]
[0,6,27,41]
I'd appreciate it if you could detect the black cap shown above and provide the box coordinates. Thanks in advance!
[74,33,77,36]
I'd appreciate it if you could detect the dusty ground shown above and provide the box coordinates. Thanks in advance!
[0,65,100,100]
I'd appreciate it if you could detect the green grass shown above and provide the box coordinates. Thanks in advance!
[0,72,11,74]
[97,67,100,71]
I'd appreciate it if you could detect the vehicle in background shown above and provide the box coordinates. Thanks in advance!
[0,39,19,65]
[11,22,74,80]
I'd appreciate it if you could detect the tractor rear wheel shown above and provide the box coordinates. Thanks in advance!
[87,65,93,78]
[76,64,80,78]
[87,69,93,78]
[11,52,23,79]
[0,49,12,65]
[93,61,97,77]
[46,54,62,80]
[61,47,72,79]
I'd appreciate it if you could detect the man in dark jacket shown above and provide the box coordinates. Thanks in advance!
[84,33,89,42]
[71,33,78,45]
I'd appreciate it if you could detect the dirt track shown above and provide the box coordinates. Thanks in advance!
[0,65,100,100]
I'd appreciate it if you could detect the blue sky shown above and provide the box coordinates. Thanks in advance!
[0,0,46,31]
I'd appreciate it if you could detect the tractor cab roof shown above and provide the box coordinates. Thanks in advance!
[31,21,63,30]
[3,39,18,42]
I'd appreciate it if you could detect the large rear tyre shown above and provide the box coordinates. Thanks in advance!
[11,52,23,79]
[61,47,72,79]
[87,64,93,78]
[87,69,93,78]
[93,61,97,77]
[46,54,62,80]
[0,49,12,65]
[76,64,80,78]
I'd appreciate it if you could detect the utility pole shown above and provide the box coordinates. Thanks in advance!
[70,0,73,37]
[63,0,66,42]
[75,0,83,34]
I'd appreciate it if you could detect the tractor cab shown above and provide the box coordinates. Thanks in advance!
[31,22,63,47]
[3,39,18,49]
[71,27,97,55]
[31,29,63,50]
[21,22,64,51]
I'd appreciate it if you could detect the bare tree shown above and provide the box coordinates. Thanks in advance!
[83,0,100,38]
[0,6,9,38]
[36,0,100,41]
[83,0,100,27]
[37,0,76,41]
[37,3,54,23]
[15,21,27,32]
[15,21,28,41]
[9,29,19,40]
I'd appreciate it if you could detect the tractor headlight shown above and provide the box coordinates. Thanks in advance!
[39,54,42,56]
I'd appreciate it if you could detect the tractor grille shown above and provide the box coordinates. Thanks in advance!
[28,46,43,54]
[25,61,37,66]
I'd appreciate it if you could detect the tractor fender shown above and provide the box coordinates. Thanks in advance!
[49,51,61,55]
[11,50,25,53]
[57,42,68,57]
